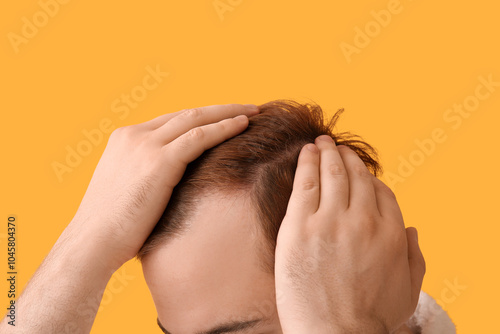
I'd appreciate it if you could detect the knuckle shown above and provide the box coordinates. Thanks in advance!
[377,180,397,199]
[174,137,192,153]
[183,107,203,120]
[300,177,319,191]
[110,126,125,137]
[187,126,205,140]
[381,186,396,199]
[328,163,345,176]
[110,125,135,140]
[353,164,372,178]
[391,228,407,249]
[351,212,378,234]
[358,210,378,222]
[217,118,230,131]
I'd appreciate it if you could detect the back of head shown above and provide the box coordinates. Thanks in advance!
[137,99,382,270]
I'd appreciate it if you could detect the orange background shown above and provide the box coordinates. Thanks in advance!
[1,0,499,332]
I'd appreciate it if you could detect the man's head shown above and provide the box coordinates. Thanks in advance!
[138,100,382,333]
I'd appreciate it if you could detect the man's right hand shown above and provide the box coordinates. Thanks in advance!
[68,103,260,271]
[0,103,259,334]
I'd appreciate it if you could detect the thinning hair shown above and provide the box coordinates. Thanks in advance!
[137,100,382,271]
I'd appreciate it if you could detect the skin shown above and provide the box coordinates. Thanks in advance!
[143,137,424,334]
[142,193,417,334]
[0,104,261,333]
[0,104,424,334]
[142,192,283,334]
[275,137,425,333]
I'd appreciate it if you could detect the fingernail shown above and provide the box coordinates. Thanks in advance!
[244,104,259,114]
[415,229,419,242]
[306,144,319,153]
[317,135,334,143]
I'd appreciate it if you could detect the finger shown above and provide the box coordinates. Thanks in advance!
[153,104,259,143]
[406,227,426,310]
[284,143,321,219]
[138,109,186,130]
[162,115,251,188]
[337,146,378,213]
[372,177,404,221]
[314,135,349,215]
[141,104,259,131]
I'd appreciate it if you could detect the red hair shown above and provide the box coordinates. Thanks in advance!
[137,100,382,271]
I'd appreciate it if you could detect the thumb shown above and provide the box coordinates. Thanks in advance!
[406,227,426,310]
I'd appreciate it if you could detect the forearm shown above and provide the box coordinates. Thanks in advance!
[0,218,116,334]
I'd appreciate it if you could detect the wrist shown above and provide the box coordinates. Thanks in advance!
[59,216,124,275]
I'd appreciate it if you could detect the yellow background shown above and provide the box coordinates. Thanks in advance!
[1,0,498,332]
